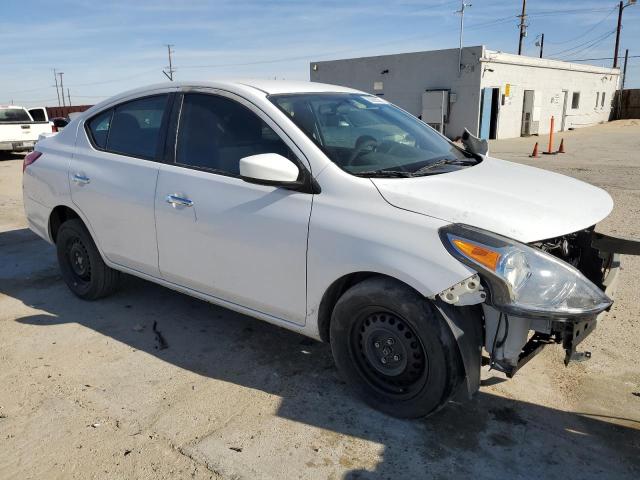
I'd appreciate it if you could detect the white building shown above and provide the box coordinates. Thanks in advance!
[310,46,620,140]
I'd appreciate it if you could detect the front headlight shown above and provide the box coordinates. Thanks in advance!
[439,224,612,318]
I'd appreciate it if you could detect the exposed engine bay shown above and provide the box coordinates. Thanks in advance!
[532,227,613,288]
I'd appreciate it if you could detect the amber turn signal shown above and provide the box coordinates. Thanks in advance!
[452,238,501,271]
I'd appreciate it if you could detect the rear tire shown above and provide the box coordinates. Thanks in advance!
[330,277,462,418]
[56,219,120,300]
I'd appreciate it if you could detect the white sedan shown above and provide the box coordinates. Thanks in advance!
[22,80,627,417]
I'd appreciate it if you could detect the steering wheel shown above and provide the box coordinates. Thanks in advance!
[347,136,378,166]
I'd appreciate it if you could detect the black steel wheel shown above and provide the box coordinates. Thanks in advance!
[330,277,462,418]
[66,237,92,285]
[351,309,428,399]
[56,219,120,300]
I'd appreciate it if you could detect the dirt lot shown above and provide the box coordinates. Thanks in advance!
[1,121,639,479]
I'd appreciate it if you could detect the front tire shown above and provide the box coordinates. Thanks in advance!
[56,219,120,300]
[330,277,462,418]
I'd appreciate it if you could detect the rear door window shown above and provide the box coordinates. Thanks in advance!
[106,95,168,159]
[175,93,295,175]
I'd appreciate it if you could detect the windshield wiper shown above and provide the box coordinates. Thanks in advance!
[352,169,413,178]
[411,158,475,177]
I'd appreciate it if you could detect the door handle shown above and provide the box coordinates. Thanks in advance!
[165,194,194,207]
[72,174,90,185]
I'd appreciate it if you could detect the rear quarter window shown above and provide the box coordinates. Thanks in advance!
[106,95,168,159]
[85,94,168,159]
[87,109,113,149]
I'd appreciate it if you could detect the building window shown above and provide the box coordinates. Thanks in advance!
[571,92,580,109]
[601,92,606,108]
[595,92,600,108]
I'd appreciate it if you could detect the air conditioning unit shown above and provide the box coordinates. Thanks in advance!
[422,90,450,134]
[530,121,540,135]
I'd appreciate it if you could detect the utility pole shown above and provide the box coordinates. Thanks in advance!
[163,44,175,81]
[614,1,623,68]
[58,72,66,108]
[621,48,629,89]
[456,1,472,73]
[67,88,71,107]
[616,48,629,119]
[518,0,527,55]
[53,68,61,107]
[538,33,544,58]
[614,1,637,68]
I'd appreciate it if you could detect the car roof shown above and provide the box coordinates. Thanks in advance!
[232,79,361,95]
[105,79,360,102]
[82,79,364,119]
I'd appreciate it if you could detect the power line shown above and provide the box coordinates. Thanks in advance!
[545,5,617,45]
[179,16,524,72]
[465,15,517,31]
[527,7,612,17]
[565,55,640,61]
[67,68,159,87]
[547,29,616,58]
[410,0,460,13]
[2,97,60,104]
[553,30,617,61]
[180,28,456,70]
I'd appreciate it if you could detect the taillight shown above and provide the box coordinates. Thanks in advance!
[52,125,58,133]
[23,151,42,172]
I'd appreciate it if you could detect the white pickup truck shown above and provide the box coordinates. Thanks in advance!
[0,105,52,152]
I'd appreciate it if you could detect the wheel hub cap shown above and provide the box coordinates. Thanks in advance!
[364,329,407,376]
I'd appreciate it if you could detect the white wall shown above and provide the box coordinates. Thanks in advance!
[480,51,620,139]
[310,47,483,139]
[310,47,620,140]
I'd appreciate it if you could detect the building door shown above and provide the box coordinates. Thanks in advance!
[479,88,499,139]
[521,90,535,136]
[560,90,569,131]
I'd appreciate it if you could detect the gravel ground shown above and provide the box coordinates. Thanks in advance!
[1,120,639,479]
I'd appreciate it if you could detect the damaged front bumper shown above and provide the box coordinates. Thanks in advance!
[438,228,636,398]
[485,252,621,378]
[560,252,620,364]
[485,233,627,378]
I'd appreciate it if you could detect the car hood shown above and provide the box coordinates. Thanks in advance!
[371,156,613,243]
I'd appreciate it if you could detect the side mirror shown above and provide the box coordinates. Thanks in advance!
[461,128,489,156]
[239,153,300,186]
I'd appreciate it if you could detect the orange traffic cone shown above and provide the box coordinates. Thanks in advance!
[529,142,539,158]
[558,138,565,153]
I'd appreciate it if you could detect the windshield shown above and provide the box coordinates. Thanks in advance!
[0,108,33,123]
[270,93,477,177]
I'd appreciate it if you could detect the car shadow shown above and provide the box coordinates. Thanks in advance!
[2,227,640,479]
[0,151,26,161]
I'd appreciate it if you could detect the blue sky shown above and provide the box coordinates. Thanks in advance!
[2,0,639,107]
